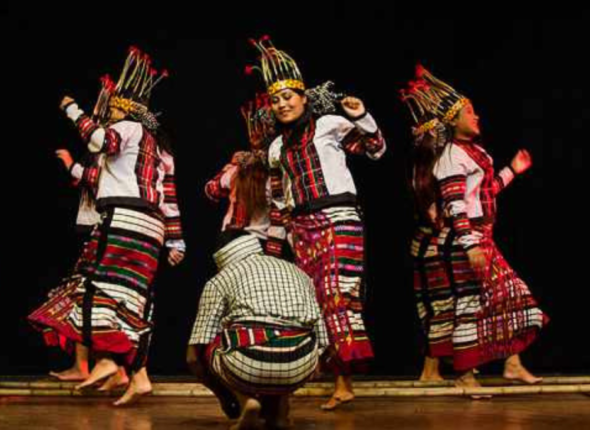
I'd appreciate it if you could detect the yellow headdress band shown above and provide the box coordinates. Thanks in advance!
[267,79,306,96]
[412,118,440,136]
[109,96,140,114]
[400,65,470,126]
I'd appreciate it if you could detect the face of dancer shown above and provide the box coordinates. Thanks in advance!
[451,102,480,140]
[270,89,307,124]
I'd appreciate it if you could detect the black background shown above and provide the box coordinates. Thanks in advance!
[1,5,588,377]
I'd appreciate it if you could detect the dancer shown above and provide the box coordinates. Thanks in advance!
[204,94,274,244]
[402,66,547,392]
[29,47,185,405]
[187,231,327,428]
[247,37,386,410]
[40,150,102,382]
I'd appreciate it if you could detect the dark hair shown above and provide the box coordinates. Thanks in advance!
[290,88,306,97]
[234,156,269,222]
[154,127,174,155]
[215,229,249,252]
[411,125,453,226]
[78,153,99,209]
[113,108,174,155]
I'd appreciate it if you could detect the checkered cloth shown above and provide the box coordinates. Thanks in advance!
[189,234,327,393]
[189,234,328,348]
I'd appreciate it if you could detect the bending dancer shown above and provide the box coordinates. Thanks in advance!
[187,231,327,429]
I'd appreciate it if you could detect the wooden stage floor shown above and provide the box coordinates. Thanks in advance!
[1,395,590,429]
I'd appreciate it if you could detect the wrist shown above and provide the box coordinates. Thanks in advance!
[508,164,518,176]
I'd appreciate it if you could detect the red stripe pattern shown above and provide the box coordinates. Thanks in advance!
[163,175,183,241]
[135,129,161,206]
[279,118,330,205]
[76,115,122,155]
[81,164,100,193]
[205,164,233,201]
[438,174,473,245]
[292,207,373,374]
[413,141,547,371]
[341,127,385,156]
[454,142,497,223]
[28,207,164,370]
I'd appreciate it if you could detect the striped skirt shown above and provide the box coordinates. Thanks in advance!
[29,206,164,369]
[291,206,373,373]
[207,324,319,396]
[411,225,547,371]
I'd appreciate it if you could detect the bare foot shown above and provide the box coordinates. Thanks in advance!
[113,377,152,406]
[320,390,355,411]
[230,398,262,430]
[49,367,89,382]
[504,364,543,384]
[76,359,118,390]
[98,368,129,392]
[419,372,445,382]
[419,357,443,382]
[455,373,492,400]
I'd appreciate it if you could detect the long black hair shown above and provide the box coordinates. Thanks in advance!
[411,123,453,226]
[153,127,174,155]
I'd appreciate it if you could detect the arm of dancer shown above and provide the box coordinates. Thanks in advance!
[61,96,127,156]
[160,151,186,265]
[333,96,387,160]
[493,149,532,195]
